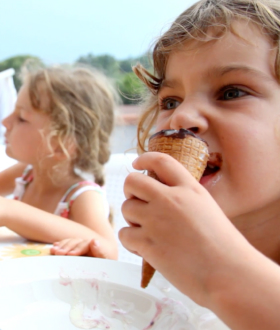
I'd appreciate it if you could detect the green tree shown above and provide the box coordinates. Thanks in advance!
[134,53,153,70]
[119,58,134,73]
[75,52,153,104]
[76,54,120,77]
[119,53,152,73]
[117,71,146,104]
[0,55,43,91]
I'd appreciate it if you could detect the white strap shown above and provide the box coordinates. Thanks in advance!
[69,185,104,202]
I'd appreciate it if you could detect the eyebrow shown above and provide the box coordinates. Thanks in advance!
[160,64,276,89]
[211,65,275,82]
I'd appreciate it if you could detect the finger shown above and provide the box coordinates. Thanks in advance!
[88,239,107,258]
[121,197,150,226]
[52,238,83,255]
[51,246,68,255]
[123,171,167,202]
[51,239,72,255]
[65,240,91,256]
[50,246,57,255]
[54,238,73,250]
[133,152,197,187]
[118,226,145,257]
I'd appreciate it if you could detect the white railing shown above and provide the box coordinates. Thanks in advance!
[0,68,17,143]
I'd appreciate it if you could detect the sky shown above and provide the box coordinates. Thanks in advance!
[0,0,196,64]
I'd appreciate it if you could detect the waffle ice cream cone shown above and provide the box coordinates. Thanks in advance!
[141,129,209,288]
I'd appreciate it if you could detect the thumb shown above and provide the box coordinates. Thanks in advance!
[89,239,107,259]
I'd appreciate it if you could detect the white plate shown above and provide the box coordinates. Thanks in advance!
[0,256,229,330]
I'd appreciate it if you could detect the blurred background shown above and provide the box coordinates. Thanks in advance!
[0,0,195,153]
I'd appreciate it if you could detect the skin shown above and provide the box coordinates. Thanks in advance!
[0,83,118,260]
[51,238,109,258]
[119,20,280,329]
[3,84,52,165]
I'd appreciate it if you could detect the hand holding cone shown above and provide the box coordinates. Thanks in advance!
[141,129,209,288]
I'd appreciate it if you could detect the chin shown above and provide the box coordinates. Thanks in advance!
[4,148,19,162]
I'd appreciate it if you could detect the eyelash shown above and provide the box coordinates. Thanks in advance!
[158,85,249,110]
[158,97,180,111]
[18,117,26,123]
[217,85,248,100]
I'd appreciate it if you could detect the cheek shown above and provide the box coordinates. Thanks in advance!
[155,113,170,131]
[274,115,280,145]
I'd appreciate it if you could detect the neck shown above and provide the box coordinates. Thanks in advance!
[30,162,80,194]
[231,202,280,264]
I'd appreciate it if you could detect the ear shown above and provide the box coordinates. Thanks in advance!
[53,138,77,160]
[53,144,67,160]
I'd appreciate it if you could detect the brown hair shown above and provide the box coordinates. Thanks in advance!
[23,65,117,186]
[134,0,280,152]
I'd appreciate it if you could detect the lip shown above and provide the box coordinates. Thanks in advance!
[199,152,222,186]
[199,171,219,186]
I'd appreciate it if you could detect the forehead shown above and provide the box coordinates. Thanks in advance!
[165,20,276,78]
[15,83,50,125]
[16,84,32,109]
[17,80,50,112]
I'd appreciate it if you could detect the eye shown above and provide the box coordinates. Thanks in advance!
[159,97,180,110]
[219,87,248,100]
[18,116,26,123]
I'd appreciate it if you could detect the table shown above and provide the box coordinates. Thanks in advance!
[0,227,51,261]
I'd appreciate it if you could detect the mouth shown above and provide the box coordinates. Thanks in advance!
[201,152,222,179]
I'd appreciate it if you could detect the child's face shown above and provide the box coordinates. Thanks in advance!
[156,20,280,223]
[2,83,52,164]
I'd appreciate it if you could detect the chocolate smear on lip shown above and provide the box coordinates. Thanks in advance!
[149,128,208,145]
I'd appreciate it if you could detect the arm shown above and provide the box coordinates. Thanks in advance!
[119,152,280,330]
[51,237,116,259]
[208,251,280,330]
[0,162,26,196]
[59,190,118,260]
[0,192,118,260]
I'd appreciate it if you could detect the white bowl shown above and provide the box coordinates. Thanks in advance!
[0,256,229,330]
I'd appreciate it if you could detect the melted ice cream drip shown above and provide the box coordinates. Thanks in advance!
[69,277,111,329]
[143,298,193,330]
[58,269,222,330]
[59,271,139,329]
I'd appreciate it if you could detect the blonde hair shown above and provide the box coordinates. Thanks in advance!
[134,0,280,152]
[23,65,117,186]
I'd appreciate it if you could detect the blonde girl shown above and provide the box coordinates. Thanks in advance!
[119,0,280,328]
[0,65,118,260]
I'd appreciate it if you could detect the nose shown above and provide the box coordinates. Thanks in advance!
[169,99,208,135]
[2,113,13,130]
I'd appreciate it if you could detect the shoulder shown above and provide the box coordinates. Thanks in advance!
[66,181,105,202]
[61,181,109,223]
